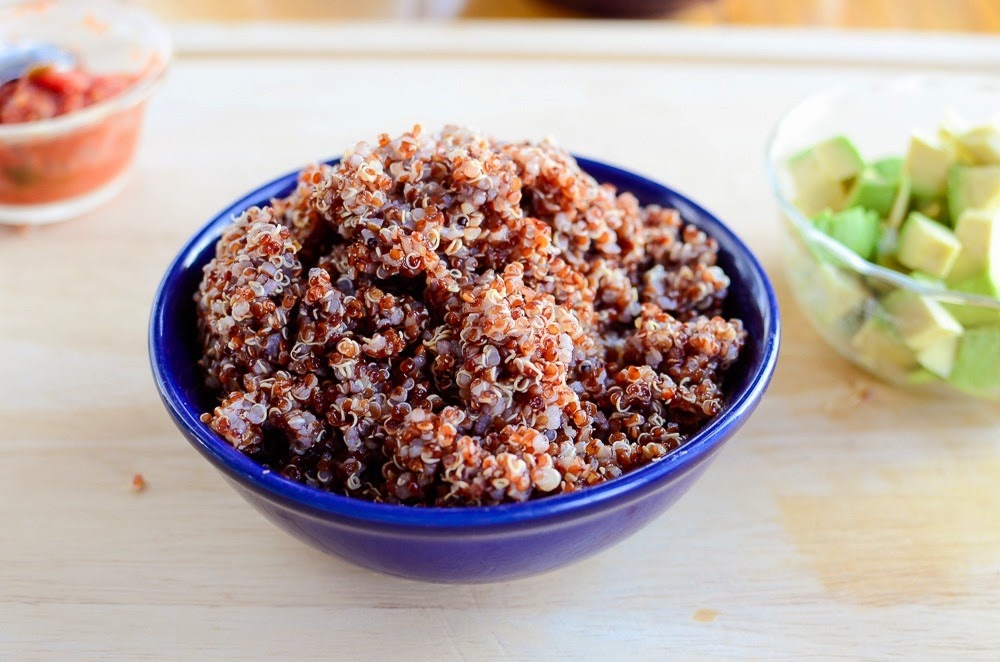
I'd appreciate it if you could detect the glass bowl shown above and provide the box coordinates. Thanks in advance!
[0,0,171,225]
[766,76,1000,399]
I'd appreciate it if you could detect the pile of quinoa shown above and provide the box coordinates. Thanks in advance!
[196,125,746,506]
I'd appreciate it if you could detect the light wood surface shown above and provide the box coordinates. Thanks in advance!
[3,23,1000,660]
[139,0,1000,32]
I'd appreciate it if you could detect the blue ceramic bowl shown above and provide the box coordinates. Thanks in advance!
[149,156,780,583]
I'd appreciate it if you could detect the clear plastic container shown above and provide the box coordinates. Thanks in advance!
[766,76,1000,399]
[0,0,171,225]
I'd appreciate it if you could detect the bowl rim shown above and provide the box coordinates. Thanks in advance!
[764,74,1000,311]
[0,0,173,139]
[149,155,781,531]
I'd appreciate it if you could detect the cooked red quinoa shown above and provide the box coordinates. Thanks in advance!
[196,125,746,506]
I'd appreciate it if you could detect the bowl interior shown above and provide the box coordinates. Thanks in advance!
[151,157,779,527]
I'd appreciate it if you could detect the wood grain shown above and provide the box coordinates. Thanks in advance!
[138,0,1000,32]
[3,24,1000,660]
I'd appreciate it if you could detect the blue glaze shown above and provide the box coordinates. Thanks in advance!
[149,156,780,582]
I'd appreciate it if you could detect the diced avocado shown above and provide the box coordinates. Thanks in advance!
[812,207,881,261]
[946,270,1000,327]
[896,212,962,278]
[851,316,917,372]
[914,194,950,225]
[951,270,1000,298]
[939,110,974,164]
[886,172,912,230]
[906,262,964,377]
[948,165,1000,222]
[915,334,960,378]
[808,261,870,326]
[956,124,1000,165]
[872,157,904,182]
[949,209,1000,283]
[882,289,963,351]
[788,151,843,216]
[806,136,865,181]
[906,132,954,198]
[788,137,864,216]
[949,326,1000,395]
[844,166,898,217]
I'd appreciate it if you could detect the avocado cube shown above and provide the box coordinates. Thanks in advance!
[915,334,960,378]
[948,165,1000,222]
[844,166,898,217]
[957,125,1000,165]
[808,261,870,326]
[851,316,917,372]
[886,172,912,230]
[872,157,904,182]
[812,207,881,261]
[788,151,843,216]
[788,137,864,216]
[805,136,865,181]
[908,263,964,376]
[906,132,954,198]
[949,326,1000,395]
[939,110,975,165]
[896,212,962,278]
[949,208,1000,283]
[882,289,963,352]
[946,270,1000,327]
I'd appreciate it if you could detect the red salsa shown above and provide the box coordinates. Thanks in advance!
[0,65,134,124]
[0,66,143,205]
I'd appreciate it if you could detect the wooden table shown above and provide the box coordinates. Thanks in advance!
[3,23,1000,659]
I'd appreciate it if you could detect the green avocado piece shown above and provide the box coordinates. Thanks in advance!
[939,111,976,166]
[948,165,1000,222]
[906,132,954,198]
[886,172,912,231]
[801,136,865,181]
[788,136,864,216]
[882,289,963,351]
[851,316,917,373]
[872,157,904,182]
[898,261,963,377]
[807,261,870,327]
[949,326,1000,395]
[945,270,1000,327]
[788,151,843,216]
[812,207,881,261]
[956,124,1000,165]
[915,334,960,378]
[948,209,1000,283]
[896,212,962,278]
[844,166,898,217]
